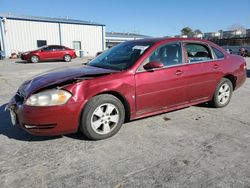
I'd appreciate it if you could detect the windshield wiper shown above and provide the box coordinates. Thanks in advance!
[88,64,107,69]
[89,64,118,70]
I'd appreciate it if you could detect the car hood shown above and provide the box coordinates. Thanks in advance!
[22,50,35,54]
[17,65,118,98]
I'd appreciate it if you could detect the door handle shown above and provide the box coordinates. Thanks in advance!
[175,70,183,75]
[213,64,219,69]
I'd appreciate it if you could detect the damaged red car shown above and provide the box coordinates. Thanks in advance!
[7,38,247,140]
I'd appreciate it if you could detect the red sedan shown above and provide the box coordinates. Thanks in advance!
[21,45,77,63]
[7,38,247,140]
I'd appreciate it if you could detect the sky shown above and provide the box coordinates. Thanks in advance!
[0,0,250,37]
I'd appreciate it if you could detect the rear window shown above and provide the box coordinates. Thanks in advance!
[53,46,66,51]
[185,43,213,63]
[212,47,225,59]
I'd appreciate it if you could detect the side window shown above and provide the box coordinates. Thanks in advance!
[144,42,182,68]
[51,46,59,51]
[185,43,213,63]
[53,46,63,51]
[212,47,225,59]
[43,46,53,51]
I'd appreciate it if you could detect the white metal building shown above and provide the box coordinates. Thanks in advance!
[106,32,150,48]
[0,14,105,57]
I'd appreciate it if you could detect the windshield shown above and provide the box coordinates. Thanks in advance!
[37,45,48,50]
[89,41,154,70]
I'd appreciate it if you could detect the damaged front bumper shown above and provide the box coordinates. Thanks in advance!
[5,92,83,136]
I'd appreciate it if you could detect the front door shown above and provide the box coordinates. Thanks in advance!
[40,46,55,60]
[135,42,188,115]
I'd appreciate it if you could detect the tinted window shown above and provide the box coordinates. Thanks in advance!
[212,47,225,59]
[43,46,54,51]
[185,43,212,63]
[144,42,182,67]
[53,46,65,51]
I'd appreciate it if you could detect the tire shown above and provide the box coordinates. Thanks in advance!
[64,54,72,62]
[30,55,39,63]
[80,94,125,140]
[211,78,233,108]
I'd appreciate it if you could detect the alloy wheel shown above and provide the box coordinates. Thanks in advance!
[31,56,38,63]
[217,83,231,105]
[91,103,120,135]
[64,55,71,62]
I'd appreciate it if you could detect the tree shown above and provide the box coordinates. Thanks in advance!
[181,27,193,36]
[228,24,246,32]
[194,29,202,35]
[228,24,246,37]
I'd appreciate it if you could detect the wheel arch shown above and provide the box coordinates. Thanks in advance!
[30,54,40,62]
[223,74,237,90]
[30,54,40,58]
[94,91,131,122]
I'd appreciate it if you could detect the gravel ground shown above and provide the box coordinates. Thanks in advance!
[0,58,250,188]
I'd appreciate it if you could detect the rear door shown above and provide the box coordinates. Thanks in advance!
[53,46,66,59]
[135,42,188,115]
[184,42,222,103]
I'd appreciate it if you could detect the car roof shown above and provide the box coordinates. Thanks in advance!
[133,37,215,44]
[47,45,64,47]
[131,37,224,52]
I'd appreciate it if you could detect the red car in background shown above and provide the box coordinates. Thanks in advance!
[21,45,77,63]
[7,38,247,140]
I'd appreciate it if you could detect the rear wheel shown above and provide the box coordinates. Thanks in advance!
[80,94,125,140]
[64,54,71,62]
[30,55,39,63]
[211,78,233,108]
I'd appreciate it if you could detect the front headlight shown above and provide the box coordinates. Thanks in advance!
[25,89,72,107]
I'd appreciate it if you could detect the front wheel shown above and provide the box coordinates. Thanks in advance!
[211,78,233,108]
[64,54,72,62]
[30,55,39,63]
[80,94,125,140]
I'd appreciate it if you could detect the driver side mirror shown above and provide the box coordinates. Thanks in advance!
[143,61,164,70]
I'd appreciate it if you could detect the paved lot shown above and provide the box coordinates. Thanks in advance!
[0,58,250,188]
